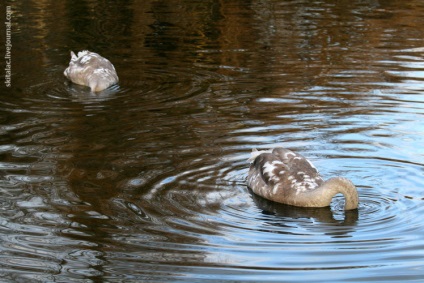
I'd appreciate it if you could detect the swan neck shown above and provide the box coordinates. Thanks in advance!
[321,177,358,210]
[290,177,358,210]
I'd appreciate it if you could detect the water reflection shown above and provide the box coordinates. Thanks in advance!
[251,191,359,227]
[1,0,424,282]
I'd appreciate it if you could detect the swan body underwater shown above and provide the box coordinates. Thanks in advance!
[64,50,119,92]
[247,148,358,210]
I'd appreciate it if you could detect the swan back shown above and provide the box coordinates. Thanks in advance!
[247,148,324,199]
[64,50,118,92]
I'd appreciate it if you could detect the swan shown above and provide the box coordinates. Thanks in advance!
[247,148,358,210]
[64,50,118,92]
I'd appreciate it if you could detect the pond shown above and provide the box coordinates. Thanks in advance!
[1,0,424,282]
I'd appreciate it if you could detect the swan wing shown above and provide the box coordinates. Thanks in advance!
[249,152,288,189]
[271,148,324,192]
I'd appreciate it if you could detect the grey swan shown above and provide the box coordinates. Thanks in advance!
[247,148,358,210]
[64,50,118,92]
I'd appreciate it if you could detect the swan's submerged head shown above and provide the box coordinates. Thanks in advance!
[321,177,359,210]
[64,50,119,92]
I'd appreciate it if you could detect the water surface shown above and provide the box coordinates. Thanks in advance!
[1,1,424,282]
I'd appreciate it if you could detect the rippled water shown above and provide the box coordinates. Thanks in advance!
[1,1,424,282]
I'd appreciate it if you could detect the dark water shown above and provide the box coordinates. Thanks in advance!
[1,0,424,282]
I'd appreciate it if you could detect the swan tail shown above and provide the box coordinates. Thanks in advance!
[248,148,271,163]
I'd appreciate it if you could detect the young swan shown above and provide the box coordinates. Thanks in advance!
[247,148,358,210]
[64,50,119,92]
